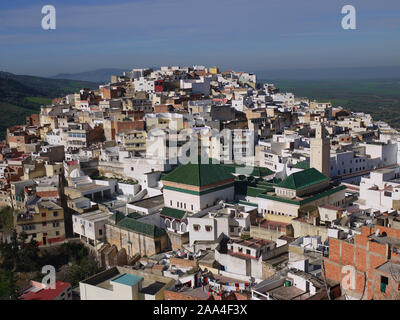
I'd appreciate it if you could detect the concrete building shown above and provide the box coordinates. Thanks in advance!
[14,200,65,246]
[72,210,111,247]
[80,266,174,300]
[215,237,283,281]
[187,202,255,246]
[359,167,400,211]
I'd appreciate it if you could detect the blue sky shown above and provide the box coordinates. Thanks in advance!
[0,0,399,76]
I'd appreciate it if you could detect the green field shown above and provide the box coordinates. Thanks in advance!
[24,97,53,105]
[267,79,400,128]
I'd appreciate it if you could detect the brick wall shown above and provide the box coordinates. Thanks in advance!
[324,226,398,299]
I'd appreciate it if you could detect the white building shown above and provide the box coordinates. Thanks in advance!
[359,167,400,211]
[72,209,111,247]
[80,267,173,300]
[187,202,255,246]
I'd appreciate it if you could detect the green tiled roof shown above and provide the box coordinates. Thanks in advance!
[292,160,310,169]
[277,168,329,190]
[234,180,273,197]
[246,186,270,197]
[160,207,186,220]
[117,217,166,238]
[162,162,234,187]
[110,212,141,223]
[258,185,346,205]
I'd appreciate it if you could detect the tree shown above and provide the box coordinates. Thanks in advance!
[0,269,18,299]
[0,206,13,230]
[66,254,99,287]
[0,230,19,271]
[0,230,39,272]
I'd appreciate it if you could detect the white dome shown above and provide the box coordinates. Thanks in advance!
[70,168,85,178]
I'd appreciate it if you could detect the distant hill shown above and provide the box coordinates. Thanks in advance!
[269,78,400,129]
[53,68,129,82]
[0,71,99,139]
[256,66,400,81]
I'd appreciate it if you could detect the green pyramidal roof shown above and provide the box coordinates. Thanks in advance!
[162,162,234,187]
[277,168,329,190]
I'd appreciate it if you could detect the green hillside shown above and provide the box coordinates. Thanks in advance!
[0,72,99,139]
[268,79,400,129]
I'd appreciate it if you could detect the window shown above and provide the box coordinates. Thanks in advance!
[41,212,46,218]
[238,247,243,253]
[381,276,389,293]
[246,249,251,255]
[56,231,60,236]
[205,225,212,232]
[42,222,47,227]
[193,224,200,231]
[53,211,58,217]
[99,229,103,236]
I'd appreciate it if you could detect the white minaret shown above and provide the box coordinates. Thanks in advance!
[310,123,330,177]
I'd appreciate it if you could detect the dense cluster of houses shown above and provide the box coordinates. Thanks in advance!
[2,65,400,300]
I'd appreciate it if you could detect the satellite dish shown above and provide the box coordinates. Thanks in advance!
[375,229,380,236]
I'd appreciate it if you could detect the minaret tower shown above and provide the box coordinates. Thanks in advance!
[310,122,330,177]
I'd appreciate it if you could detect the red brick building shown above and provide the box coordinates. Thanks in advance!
[324,225,400,299]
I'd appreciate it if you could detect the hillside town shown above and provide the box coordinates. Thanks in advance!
[1,65,400,300]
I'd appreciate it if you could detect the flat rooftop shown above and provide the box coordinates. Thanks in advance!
[81,267,171,295]
[75,210,111,222]
[376,261,400,275]
[111,273,143,287]
[229,237,274,249]
[37,200,62,210]
[129,195,164,209]
[75,183,111,193]
[269,285,306,300]
[369,234,400,247]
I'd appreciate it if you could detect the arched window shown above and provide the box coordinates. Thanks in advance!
[180,223,187,233]
[165,219,171,228]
